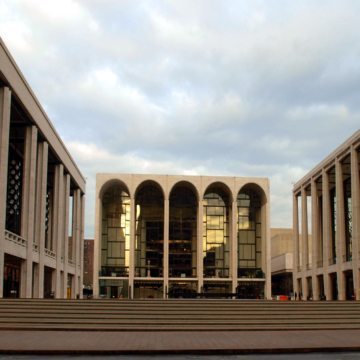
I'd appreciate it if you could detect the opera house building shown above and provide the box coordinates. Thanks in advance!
[0,38,85,299]
[94,174,270,299]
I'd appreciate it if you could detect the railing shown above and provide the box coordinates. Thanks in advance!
[237,268,265,279]
[5,230,27,247]
[100,267,129,277]
[33,243,39,252]
[343,254,352,263]
[45,248,56,259]
[169,267,197,278]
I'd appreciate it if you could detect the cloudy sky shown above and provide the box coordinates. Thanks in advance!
[1,0,359,237]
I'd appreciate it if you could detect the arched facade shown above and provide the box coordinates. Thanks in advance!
[94,174,270,299]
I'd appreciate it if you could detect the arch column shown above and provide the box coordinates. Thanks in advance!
[197,199,204,293]
[129,196,135,299]
[0,87,11,298]
[163,198,169,298]
[231,200,237,293]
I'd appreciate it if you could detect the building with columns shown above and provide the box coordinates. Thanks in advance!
[94,174,270,299]
[0,38,85,298]
[293,130,360,301]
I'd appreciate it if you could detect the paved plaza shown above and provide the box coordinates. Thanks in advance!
[0,329,360,355]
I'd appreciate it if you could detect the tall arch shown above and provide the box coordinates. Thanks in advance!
[169,182,198,278]
[237,183,266,278]
[134,180,164,278]
[100,181,131,278]
[202,182,231,279]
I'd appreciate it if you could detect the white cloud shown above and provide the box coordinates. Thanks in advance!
[1,0,360,237]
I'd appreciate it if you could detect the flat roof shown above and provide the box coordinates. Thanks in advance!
[293,129,360,193]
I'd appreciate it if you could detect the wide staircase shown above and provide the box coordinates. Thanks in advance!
[0,299,359,331]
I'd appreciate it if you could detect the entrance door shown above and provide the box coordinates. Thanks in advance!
[345,271,354,300]
[330,273,338,300]
[3,263,20,298]
[3,255,21,298]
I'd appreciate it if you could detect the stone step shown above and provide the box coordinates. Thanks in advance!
[0,299,359,332]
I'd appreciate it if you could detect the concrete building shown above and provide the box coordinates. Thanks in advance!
[293,130,360,300]
[0,38,86,298]
[271,228,294,297]
[94,174,271,299]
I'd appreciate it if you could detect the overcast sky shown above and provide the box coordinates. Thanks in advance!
[1,0,359,238]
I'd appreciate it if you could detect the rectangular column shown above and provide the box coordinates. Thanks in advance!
[231,200,237,293]
[322,169,331,300]
[301,187,309,300]
[0,87,11,298]
[163,198,169,298]
[73,189,81,299]
[293,193,300,296]
[34,141,48,298]
[311,179,319,300]
[335,158,346,300]
[351,146,360,300]
[197,199,203,293]
[79,194,85,299]
[62,174,70,298]
[21,126,38,298]
[52,164,64,299]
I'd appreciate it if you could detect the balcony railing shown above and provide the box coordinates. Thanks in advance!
[238,268,265,279]
[100,267,129,277]
[5,230,27,247]
[45,248,56,259]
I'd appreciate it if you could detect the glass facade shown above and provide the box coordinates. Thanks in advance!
[169,185,197,277]
[135,182,164,277]
[203,187,230,278]
[101,184,130,277]
[237,188,262,278]
[97,177,269,299]
[99,279,129,298]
